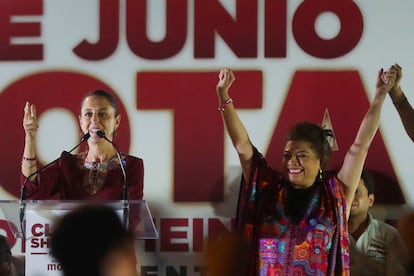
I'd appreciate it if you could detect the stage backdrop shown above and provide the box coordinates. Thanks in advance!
[1,0,414,275]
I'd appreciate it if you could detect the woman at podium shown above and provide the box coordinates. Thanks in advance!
[20,89,144,200]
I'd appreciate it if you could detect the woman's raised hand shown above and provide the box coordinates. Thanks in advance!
[216,68,235,96]
[23,101,38,138]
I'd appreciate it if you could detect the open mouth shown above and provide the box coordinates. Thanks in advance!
[89,129,103,135]
[288,168,303,174]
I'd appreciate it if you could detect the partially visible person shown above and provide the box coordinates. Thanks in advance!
[50,204,138,276]
[398,211,414,275]
[201,231,250,276]
[21,89,144,200]
[387,63,414,142]
[348,169,407,276]
[0,235,25,276]
[215,66,396,275]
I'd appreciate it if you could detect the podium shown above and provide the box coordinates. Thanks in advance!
[0,200,158,275]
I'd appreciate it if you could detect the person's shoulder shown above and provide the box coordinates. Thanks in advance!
[61,151,81,159]
[122,154,144,165]
[11,255,25,275]
[371,217,396,229]
[370,217,401,237]
[122,153,142,160]
[61,151,87,166]
[326,174,343,190]
[251,145,273,170]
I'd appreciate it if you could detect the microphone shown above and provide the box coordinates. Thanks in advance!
[96,130,129,229]
[19,133,91,237]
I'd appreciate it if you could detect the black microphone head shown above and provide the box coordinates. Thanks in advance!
[96,130,106,138]
[82,133,91,141]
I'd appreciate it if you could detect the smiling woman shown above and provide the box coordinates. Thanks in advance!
[281,123,330,189]
[215,67,396,275]
[20,89,144,201]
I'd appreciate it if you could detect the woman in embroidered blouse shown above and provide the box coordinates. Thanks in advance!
[20,89,144,200]
[216,67,396,275]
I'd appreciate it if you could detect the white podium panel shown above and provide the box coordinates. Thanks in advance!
[0,200,158,276]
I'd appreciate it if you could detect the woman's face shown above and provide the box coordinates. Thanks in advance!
[281,140,321,189]
[79,95,121,143]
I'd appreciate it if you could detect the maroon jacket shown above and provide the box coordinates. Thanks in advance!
[20,151,144,200]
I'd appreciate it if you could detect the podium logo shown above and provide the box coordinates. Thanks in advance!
[30,223,52,250]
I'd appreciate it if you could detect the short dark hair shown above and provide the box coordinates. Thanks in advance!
[285,121,332,169]
[361,169,375,195]
[81,89,119,115]
[50,204,133,276]
[0,235,11,264]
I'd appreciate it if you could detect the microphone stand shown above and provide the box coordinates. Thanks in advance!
[19,133,90,239]
[96,131,129,229]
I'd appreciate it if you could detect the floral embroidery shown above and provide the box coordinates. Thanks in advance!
[77,152,125,195]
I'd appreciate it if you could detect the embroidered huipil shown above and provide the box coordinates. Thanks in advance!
[236,147,350,276]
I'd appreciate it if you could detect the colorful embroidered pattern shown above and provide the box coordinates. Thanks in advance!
[236,147,350,276]
[78,152,125,195]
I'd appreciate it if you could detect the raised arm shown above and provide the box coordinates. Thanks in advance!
[387,64,414,142]
[216,68,253,181]
[22,102,39,180]
[338,67,396,218]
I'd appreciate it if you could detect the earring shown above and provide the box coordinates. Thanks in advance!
[112,129,118,137]
[318,168,323,181]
